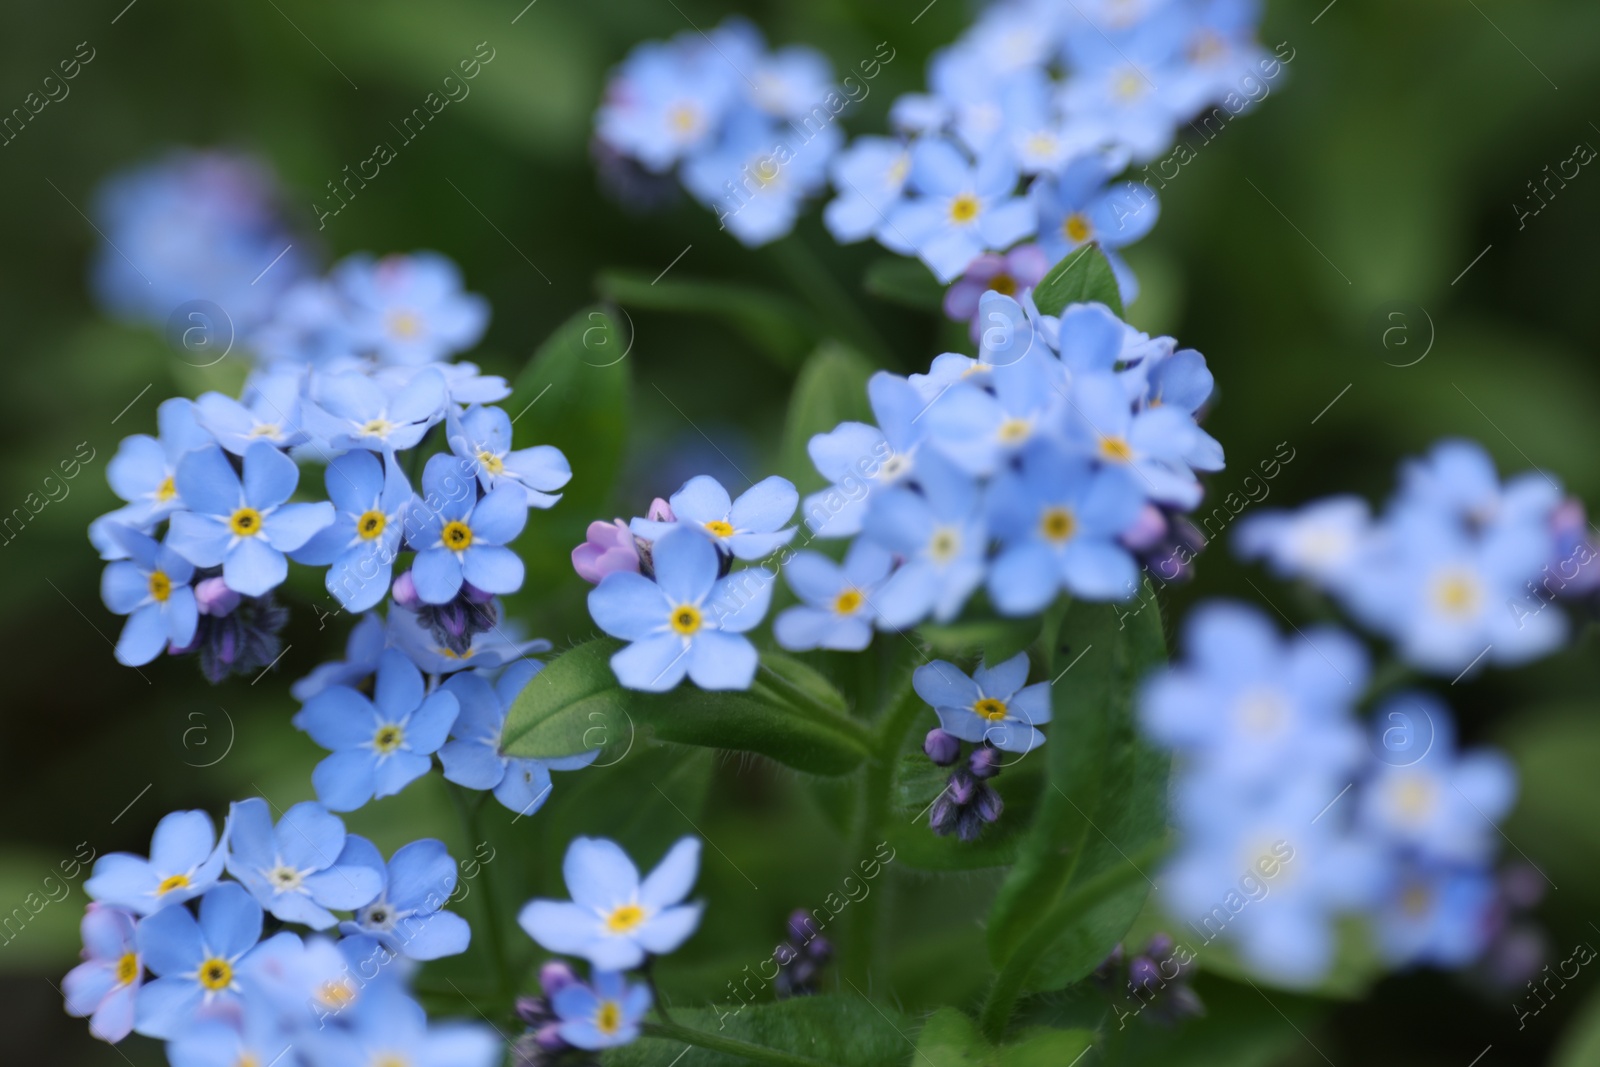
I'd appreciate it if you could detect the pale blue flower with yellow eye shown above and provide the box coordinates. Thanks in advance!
[223,798,383,931]
[802,371,927,538]
[131,883,280,1040]
[1061,17,1187,160]
[552,971,652,1049]
[518,836,703,971]
[292,451,413,612]
[682,109,842,247]
[93,398,213,560]
[338,839,472,961]
[1065,372,1220,509]
[302,983,501,1067]
[302,367,449,453]
[589,527,772,692]
[334,252,489,366]
[194,370,307,455]
[630,474,798,560]
[825,136,914,252]
[887,137,1036,283]
[595,36,737,173]
[165,998,297,1067]
[63,904,142,1043]
[1236,495,1373,593]
[861,449,987,629]
[914,653,1050,754]
[100,525,198,666]
[406,454,528,604]
[774,540,894,652]
[84,810,225,916]
[1373,860,1498,969]
[446,404,571,509]
[1393,437,1561,532]
[165,441,334,597]
[1032,152,1157,305]
[293,649,461,812]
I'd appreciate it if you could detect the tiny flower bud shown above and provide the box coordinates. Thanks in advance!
[572,519,641,583]
[648,497,676,522]
[534,1023,569,1052]
[973,782,1004,823]
[195,576,241,617]
[924,728,961,766]
[539,961,577,996]
[391,570,422,609]
[968,744,1003,779]
[1121,504,1168,551]
[1129,955,1160,989]
[1143,933,1174,959]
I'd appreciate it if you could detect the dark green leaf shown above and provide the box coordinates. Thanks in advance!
[597,270,818,368]
[986,595,1168,992]
[864,256,945,311]
[917,615,1043,666]
[915,1007,992,1067]
[602,997,914,1067]
[1556,984,1600,1067]
[1031,244,1124,318]
[502,640,873,775]
[779,341,876,496]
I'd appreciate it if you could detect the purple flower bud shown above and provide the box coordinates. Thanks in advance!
[969,744,1003,779]
[539,961,577,996]
[973,782,1004,823]
[807,936,833,962]
[195,576,241,617]
[462,581,495,605]
[572,519,640,584]
[1500,864,1548,909]
[787,909,819,944]
[391,569,422,609]
[534,1023,569,1052]
[924,728,961,766]
[1121,504,1168,551]
[514,996,549,1025]
[946,768,977,806]
[648,497,676,522]
[1143,933,1175,959]
[1129,955,1160,989]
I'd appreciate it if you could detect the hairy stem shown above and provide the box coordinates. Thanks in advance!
[640,1021,835,1067]
[447,782,513,1007]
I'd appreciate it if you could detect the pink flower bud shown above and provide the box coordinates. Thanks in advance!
[195,577,241,617]
[391,570,422,609]
[647,497,676,522]
[572,519,640,584]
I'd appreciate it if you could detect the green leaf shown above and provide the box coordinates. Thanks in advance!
[1556,983,1600,1067]
[915,1007,993,1067]
[998,1028,1096,1067]
[502,639,873,776]
[864,257,945,311]
[779,342,876,496]
[603,997,914,1067]
[986,595,1169,995]
[917,614,1043,666]
[1031,244,1124,318]
[886,752,1044,871]
[1095,975,1324,1067]
[499,306,630,611]
[597,270,818,368]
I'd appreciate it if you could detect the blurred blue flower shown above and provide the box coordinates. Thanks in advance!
[333,252,489,366]
[913,652,1050,754]
[552,971,652,1049]
[63,904,142,1043]
[303,367,449,452]
[682,110,842,247]
[1031,152,1157,303]
[861,450,987,628]
[166,999,297,1067]
[85,810,225,915]
[406,454,528,604]
[302,982,501,1067]
[93,398,213,559]
[1373,861,1499,969]
[193,370,307,454]
[223,798,383,930]
[888,137,1035,282]
[100,525,198,666]
[802,371,927,538]
[824,136,914,252]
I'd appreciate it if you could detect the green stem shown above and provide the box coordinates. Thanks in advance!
[977,838,1169,1042]
[642,959,676,1026]
[769,235,891,359]
[448,783,513,1006]
[641,1021,835,1067]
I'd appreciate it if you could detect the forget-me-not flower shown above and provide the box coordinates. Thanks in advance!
[630,474,798,560]
[773,540,894,652]
[165,999,299,1067]
[303,982,501,1067]
[94,398,213,559]
[406,453,528,604]
[334,252,490,366]
[552,971,652,1050]
[803,371,928,538]
[824,136,915,253]
[193,370,307,455]
[913,652,1051,754]
[85,809,226,916]
[132,883,276,1039]
[1032,153,1158,304]
[446,404,571,508]
[303,367,449,453]
[292,451,413,612]
[888,137,1036,283]
[100,525,198,666]
[861,450,988,628]
[63,904,142,1043]
[223,798,384,930]
[338,838,471,961]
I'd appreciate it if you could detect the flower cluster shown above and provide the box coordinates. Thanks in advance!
[592,18,843,247]
[65,805,497,1065]
[1236,438,1589,675]
[1141,601,1523,985]
[827,0,1278,322]
[513,837,702,1057]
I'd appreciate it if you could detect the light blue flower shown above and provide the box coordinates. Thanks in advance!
[446,404,571,508]
[987,442,1145,611]
[302,982,500,1067]
[913,652,1050,754]
[338,839,471,961]
[595,35,738,172]
[1061,18,1187,160]
[1065,371,1222,508]
[193,370,307,455]
[682,109,842,247]
[292,451,413,611]
[861,450,987,628]
[1164,0,1274,116]
[63,904,142,1043]
[1031,152,1157,304]
[1393,438,1561,532]
[631,474,798,560]
[333,252,489,366]
[100,525,198,666]
[589,527,771,691]
[247,277,355,367]
[293,649,461,812]
[93,398,213,558]
[1143,347,1215,413]
[406,453,527,604]
[291,612,385,702]
[302,366,449,452]
[773,540,894,651]
[1358,693,1517,866]
[166,441,334,597]
[802,371,928,538]
[223,798,383,930]
[166,999,297,1067]
[384,604,551,675]
[85,810,226,916]
[132,883,276,1039]
[1235,495,1373,592]
[438,661,599,816]
[518,836,703,971]
[887,137,1036,282]
[552,971,652,1049]
[824,136,915,252]
[1372,861,1498,969]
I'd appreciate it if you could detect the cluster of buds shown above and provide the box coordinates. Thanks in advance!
[773,909,834,998]
[513,963,594,1067]
[392,571,499,655]
[1094,933,1204,1028]
[170,572,289,683]
[924,729,1004,842]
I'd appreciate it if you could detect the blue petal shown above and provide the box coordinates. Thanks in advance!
[669,475,733,525]
[589,572,671,641]
[241,442,299,509]
[729,476,798,533]
[411,547,464,604]
[469,487,528,545]
[611,633,690,692]
[563,837,639,908]
[313,750,377,812]
[461,544,524,595]
[687,629,758,689]
[175,445,242,517]
[651,527,720,605]
[223,536,287,597]
[639,837,699,910]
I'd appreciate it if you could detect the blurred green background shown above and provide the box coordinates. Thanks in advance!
[3,0,1599,1063]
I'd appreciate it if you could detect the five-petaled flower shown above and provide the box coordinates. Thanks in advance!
[406,453,529,605]
[913,652,1051,754]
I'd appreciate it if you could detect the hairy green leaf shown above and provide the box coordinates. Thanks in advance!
[602,997,914,1067]
[1031,244,1124,318]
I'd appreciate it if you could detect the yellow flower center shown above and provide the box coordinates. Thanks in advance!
[606,903,646,933]
[989,273,1017,296]
[198,957,233,991]
[1431,571,1481,617]
[596,1000,623,1034]
[373,1055,410,1067]
[317,978,358,1009]
[237,1056,261,1067]
[250,423,281,438]
[116,952,139,985]
[156,476,178,502]
[477,450,504,476]
[362,417,398,439]
[752,156,781,186]
[374,724,405,754]
[974,698,1009,722]
[703,520,735,537]
[1065,212,1092,244]
[997,417,1032,443]
[229,507,263,537]
[669,104,700,134]
[442,521,474,551]
[148,569,173,602]
[1040,507,1077,543]
[929,527,961,563]
[1391,775,1438,822]
[156,873,190,896]
[949,193,981,223]
[357,510,387,540]
[1114,69,1145,100]
[670,604,703,636]
[1098,435,1133,462]
[388,310,422,338]
[833,589,864,615]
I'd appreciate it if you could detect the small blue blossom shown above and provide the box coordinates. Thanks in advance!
[1373,861,1499,969]
[223,798,384,930]
[1065,371,1222,508]
[166,442,334,597]
[63,904,142,1043]
[438,661,599,816]
[333,252,490,366]
[166,999,298,1067]
[912,652,1050,754]
[338,839,472,961]
[1031,152,1158,304]
[589,527,772,691]
[682,110,842,248]
[132,883,276,1039]
[1235,495,1373,591]
[406,454,528,604]
[293,649,460,812]
[292,451,413,611]
[774,540,894,651]
[100,525,198,666]
[302,982,501,1067]
[518,836,703,971]
[802,371,928,538]
[85,810,226,916]
[193,370,307,455]
[824,136,915,252]
[446,404,571,508]
[595,34,738,173]
[551,971,652,1049]
[861,450,988,628]
[247,277,355,367]
[302,367,449,452]
[888,137,1036,283]
[630,474,798,560]
[94,398,213,558]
